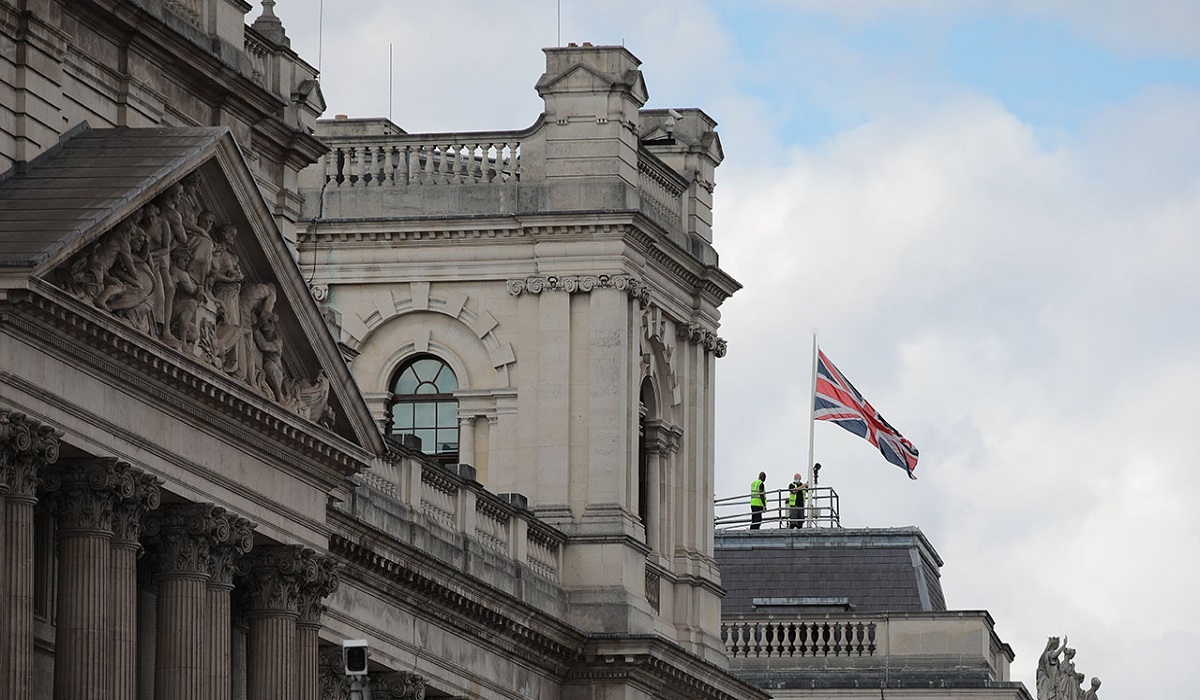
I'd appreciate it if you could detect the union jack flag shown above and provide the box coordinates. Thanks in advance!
[814,349,919,479]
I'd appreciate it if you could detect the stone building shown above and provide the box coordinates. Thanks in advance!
[714,528,1033,700]
[1,2,758,699]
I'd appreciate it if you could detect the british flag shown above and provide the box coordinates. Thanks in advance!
[814,349,919,479]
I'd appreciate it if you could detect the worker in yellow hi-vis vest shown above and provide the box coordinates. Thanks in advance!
[749,471,766,530]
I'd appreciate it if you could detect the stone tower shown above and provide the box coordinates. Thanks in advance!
[299,43,738,662]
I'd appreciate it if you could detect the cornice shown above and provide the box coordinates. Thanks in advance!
[327,512,585,674]
[2,286,372,485]
[567,637,770,700]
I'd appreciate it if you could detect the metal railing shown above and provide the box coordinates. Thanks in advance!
[714,487,840,530]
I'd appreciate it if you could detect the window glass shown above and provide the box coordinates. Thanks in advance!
[387,355,460,464]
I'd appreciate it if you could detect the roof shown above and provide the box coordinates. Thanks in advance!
[715,527,947,614]
[0,126,227,268]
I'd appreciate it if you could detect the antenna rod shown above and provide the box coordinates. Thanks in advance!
[389,43,393,122]
[318,0,324,73]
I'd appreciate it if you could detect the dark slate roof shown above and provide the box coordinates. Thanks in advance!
[715,527,946,614]
[0,125,227,268]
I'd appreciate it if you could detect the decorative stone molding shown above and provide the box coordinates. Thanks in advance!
[506,274,652,306]
[0,410,62,499]
[144,503,229,579]
[51,170,335,428]
[675,322,728,358]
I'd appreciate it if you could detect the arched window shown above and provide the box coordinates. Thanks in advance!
[387,355,459,464]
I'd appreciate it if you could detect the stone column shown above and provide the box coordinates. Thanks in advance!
[296,555,340,700]
[145,504,226,700]
[111,465,162,700]
[208,514,255,700]
[240,545,316,700]
[0,411,60,696]
[41,458,128,699]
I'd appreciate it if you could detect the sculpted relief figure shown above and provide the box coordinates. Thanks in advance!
[1081,677,1100,700]
[208,223,245,372]
[56,171,335,427]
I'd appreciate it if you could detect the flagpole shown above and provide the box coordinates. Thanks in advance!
[807,333,818,487]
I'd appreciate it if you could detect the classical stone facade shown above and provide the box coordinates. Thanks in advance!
[2,2,761,699]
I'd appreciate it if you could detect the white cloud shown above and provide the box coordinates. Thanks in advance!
[714,88,1200,697]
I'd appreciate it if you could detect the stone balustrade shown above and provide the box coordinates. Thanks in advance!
[318,131,525,188]
[309,123,690,239]
[638,150,687,232]
[723,611,1013,683]
[348,450,564,585]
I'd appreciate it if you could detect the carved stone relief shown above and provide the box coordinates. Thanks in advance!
[54,170,334,428]
[506,273,651,306]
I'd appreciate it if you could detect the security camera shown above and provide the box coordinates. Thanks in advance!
[342,639,369,676]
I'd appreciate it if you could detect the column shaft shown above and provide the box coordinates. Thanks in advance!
[54,533,113,699]
[156,575,209,700]
[5,496,37,696]
[112,542,139,700]
[207,585,233,700]
[248,614,296,700]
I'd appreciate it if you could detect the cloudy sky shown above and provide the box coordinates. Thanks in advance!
[273,1,1199,696]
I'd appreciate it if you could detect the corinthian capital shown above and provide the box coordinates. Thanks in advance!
[372,672,426,700]
[144,503,228,578]
[0,410,62,499]
[297,553,341,626]
[109,463,163,545]
[42,457,133,534]
[238,545,319,615]
[208,513,256,588]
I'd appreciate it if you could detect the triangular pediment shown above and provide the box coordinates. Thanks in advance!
[1,125,383,458]
[537,63,649,105]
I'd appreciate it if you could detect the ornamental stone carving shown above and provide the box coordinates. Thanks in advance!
[372,672,426,700]
[675,322,728,358]
[42,457,137,534]
[112,466,164,545]
[297,554,341,626]
[506,274,651,306]
[144,503,229,578]
[53,170,335,428]
[208,513,256,587]
[238,545,319,615]
[0,410,62,499]
[1036,635,1101,700]
[317,649,352,699]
